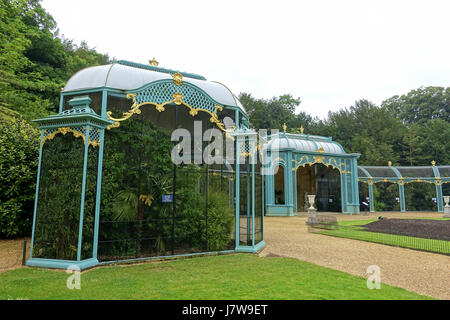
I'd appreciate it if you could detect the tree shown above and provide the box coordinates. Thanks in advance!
[382,86,450,125]
[238,93,301,131]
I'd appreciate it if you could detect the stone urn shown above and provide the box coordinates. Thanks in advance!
[444,196,450,218]
[307,195,318,225]
[307,195,316,210]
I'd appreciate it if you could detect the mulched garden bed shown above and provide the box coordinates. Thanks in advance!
[362,219,450,241]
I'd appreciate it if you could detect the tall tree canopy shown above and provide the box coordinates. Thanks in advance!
[0,0,110,122]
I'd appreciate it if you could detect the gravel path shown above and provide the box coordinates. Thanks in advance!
[260,212,450,300]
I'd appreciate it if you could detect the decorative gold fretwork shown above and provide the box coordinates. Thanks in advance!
[292,155,345,173]
[42,127,100,148]
[107,93,233,132]
[317,147,325,153]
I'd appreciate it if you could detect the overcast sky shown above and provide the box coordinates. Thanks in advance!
[41,0,450,119]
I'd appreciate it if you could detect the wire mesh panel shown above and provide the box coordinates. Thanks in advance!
[98,99,237,262]
[33,133,84,260]
[373,183,400,212]
[81,144,99,260]
[315,164,341,212]
[405,183,437,211]
[239,151,252,246]
[254,172,263,244]
[358,182,370,213]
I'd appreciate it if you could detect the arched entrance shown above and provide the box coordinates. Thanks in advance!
[295,164,341,212]
[274,165,285,205]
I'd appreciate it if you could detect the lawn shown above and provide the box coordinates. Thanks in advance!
[0,254,430,300]
[315,219,450,255]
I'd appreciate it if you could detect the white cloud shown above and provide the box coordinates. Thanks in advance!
[42,0,450,119]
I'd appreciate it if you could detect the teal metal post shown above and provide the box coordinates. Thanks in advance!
[234,110,240,249]
[251,138,255,247]
[92,90,108,259]
[399,184,406,212]
[293,167,297,212]
[77,125,91,261]
[29,131,45,258]
[436,184,444,213]
[368,183,375,213]
[340,159,348,213]
[432,165,444,213]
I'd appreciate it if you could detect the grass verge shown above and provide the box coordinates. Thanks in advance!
[0,254,431,300]
[315,219,450,255]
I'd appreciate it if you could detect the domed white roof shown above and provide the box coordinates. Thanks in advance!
[63,61,245,113]
[267,133,346,154]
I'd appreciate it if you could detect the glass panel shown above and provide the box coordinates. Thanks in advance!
[438,166,450,178]
[362,166,398,178]
[396,166,435,178]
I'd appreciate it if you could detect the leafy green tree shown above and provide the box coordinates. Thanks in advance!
[0,0,110,121]
[239,93,301,131]
[0,117,40,238]
[320,99,406,165]
[382,86,450,125]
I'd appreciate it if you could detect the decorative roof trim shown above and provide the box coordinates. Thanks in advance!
[116,60,206,81]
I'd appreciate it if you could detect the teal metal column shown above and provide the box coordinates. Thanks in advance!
[340,159,348,213]
[368,183,375,213]
[77,125,91,261]
[29,131,45,258]
[251,138,256,247]
[92,90,108,259]
[286,151,293,208]
[436,184,444,213]
[351,157,360,212]
[293,167,297,212]
[432,165,444,213]
[399,184,406,212]
[234,109,240,249]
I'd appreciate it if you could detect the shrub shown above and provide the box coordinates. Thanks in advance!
[0,117,40,238]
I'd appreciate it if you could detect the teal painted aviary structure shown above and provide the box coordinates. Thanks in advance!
[26,59,450,270]
[264,131,361,216]
[27,59,263,270]
[358,164,450,213]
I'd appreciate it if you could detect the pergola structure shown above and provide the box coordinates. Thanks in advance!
[358,164,450,213]
[265,130,361,216]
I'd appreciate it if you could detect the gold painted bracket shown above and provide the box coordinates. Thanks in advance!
[107,93,235,133]
[41,127,100,148]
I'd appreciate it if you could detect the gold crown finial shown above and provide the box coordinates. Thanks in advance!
[300,125,305,134]
[388,161,392,166]
[149,57,159,66]
[282,123,287,132]
[431,160,436,166]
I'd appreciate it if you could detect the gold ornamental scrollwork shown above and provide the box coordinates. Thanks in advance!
[41,127,100,148]
[107,92,235,132]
